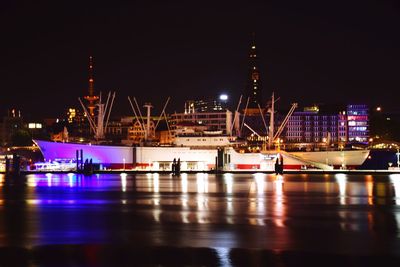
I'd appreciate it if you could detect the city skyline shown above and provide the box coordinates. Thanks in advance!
[1,0,399,119]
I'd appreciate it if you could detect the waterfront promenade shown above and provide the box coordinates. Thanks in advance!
[5,168,400,175]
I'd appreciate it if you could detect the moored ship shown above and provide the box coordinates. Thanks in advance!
[31,50,370,171]
[33,138,370,171]
[32,93,370,171]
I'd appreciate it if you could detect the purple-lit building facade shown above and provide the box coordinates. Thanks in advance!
[284,104,369,149]
[346,104,369,143]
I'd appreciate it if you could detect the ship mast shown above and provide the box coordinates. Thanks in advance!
[268,92,275,149]
[128,97,171,143]
[143,103,153,141]
[79,91,116,141]
[267,92,297,149]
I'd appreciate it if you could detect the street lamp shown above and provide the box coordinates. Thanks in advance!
[219,94,228,101]
[123,158,126,170]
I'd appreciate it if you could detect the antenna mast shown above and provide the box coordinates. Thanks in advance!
[84,56,99,117]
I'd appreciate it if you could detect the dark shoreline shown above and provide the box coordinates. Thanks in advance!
[1,244,400,267]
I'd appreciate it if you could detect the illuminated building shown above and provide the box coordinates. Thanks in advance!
[51,126,69,142]
[50,108,90,141]
[119,116,161,145]
[0,109,49,146]
[170,110,235,133]
[168,98,244,146]
[125,119,155,144]
[284,104,370,149]
[171,94,236,134]
[67,108,76,123]
[285,106,338,149]
[0,109,24,146]
[184,97,229,114]
[338,111,347,143]
[347,104,369,143]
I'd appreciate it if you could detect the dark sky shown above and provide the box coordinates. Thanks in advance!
[1,0,399,119]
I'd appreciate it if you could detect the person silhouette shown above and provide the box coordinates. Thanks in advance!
[172,158,176,175]
[176,158,181,175]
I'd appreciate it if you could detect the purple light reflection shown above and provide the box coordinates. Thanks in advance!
[25,173,113,189]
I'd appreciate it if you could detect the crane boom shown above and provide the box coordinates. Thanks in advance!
[244,122,261,138]
[273,103,297,141]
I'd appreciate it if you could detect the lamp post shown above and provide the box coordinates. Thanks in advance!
[123,158,126,170]
[397,148,400,169]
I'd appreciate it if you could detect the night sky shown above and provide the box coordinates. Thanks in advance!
[1,0,399,119]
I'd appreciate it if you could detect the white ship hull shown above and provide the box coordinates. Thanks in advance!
[33,140,370,171]
[289,150,370,168]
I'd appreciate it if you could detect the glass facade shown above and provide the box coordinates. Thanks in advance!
[285,104,369,147]
[347,104,369,143]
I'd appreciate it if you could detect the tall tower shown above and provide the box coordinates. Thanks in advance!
[246,34,263,109]
[84,56,99,117]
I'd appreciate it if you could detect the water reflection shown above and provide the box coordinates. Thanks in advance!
[274,174,285,227]
[196,173,208,193]
[27,176,37,187]
[247,174,266,225]
[390,174,400,234]
[224,173,233,194]
[153,173,160,193]
[196,173,209,223]
[46,173,52,187]
[365,175,374,205]
[0,178,37,247]
[215,247,231,267]
[180,173,189,210]
[224,173,234,223]
[120,173,127,192]
[254,173,265,195]
[335,173,347,205]
[24,173,99,188]
[390,174,400,206]
[0,173,400,249]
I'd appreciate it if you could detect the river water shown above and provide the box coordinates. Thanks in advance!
[1,172,400,266]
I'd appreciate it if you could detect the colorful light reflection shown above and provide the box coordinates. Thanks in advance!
[274,174,285,227]
[390,174,400,206]
[335,173,347,205]
[120,173,127,192]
